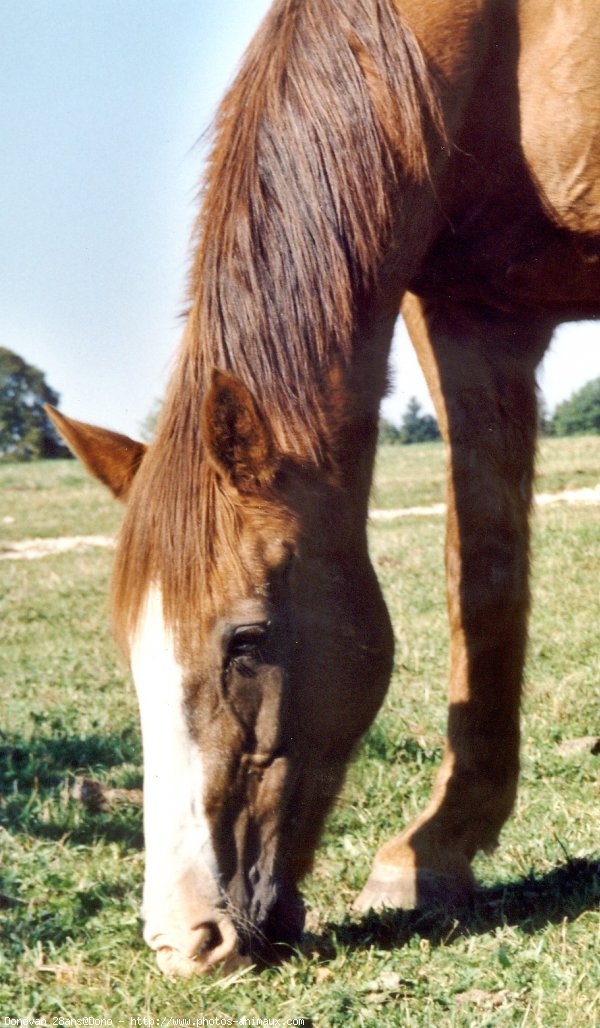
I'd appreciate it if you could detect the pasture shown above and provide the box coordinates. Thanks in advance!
[1,436,599,1025]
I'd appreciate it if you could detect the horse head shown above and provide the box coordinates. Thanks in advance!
[47,370,393,975]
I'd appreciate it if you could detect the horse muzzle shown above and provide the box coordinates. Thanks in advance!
[144,878,305,976]
[152,915,245,977]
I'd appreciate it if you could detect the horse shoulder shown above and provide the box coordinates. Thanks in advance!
[519,0,600,234]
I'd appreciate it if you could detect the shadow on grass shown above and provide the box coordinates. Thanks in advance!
[308,858,600,958]
[0,729,143,847]
[0,727,141,786]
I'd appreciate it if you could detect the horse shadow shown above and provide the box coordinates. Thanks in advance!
[306,858,600,958]
[0,728,143,848]
[2,729,598,958]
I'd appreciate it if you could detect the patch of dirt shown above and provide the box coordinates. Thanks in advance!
[370,502,446,520]
[535,483,600,506]
[370,482,600,521]
[0,534,115,561]
[557,736,600,757]
[71,776,143,811]
[1,483,598,556]
[454,988,511,1009]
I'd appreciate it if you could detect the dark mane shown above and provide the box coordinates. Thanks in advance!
[113,0,440,655]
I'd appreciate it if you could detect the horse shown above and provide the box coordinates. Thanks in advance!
[46,0,600,977]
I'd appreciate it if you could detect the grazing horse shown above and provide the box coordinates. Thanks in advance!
[47,0,600,977]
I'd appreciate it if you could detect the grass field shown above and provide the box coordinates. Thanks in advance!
[1,437,599,1025]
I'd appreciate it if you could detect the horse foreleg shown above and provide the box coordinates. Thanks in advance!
[355,293,554,911]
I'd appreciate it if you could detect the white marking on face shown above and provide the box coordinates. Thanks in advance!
[129,587,222,958]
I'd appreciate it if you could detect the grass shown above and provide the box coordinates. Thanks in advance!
[1,439,599,1025]
[0,459,121,542]
[372,435,600,511]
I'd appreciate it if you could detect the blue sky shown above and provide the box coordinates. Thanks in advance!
[1,1,597,438]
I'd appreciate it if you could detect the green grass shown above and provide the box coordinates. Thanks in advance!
[1,441,599,1024]
[373,435,600,510]
[0,459,121,542]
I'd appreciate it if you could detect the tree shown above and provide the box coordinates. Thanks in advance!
[537,393,554,436]
[399,396,441,444]
[140,397,162,442]
[551,377,600,436]
[378,416,402,445]
[0,348,70,460]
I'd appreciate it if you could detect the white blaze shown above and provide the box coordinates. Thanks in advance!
[130,587,221,957]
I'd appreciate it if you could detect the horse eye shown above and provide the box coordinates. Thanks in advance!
[227,622,270,662]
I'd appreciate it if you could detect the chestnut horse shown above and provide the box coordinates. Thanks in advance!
[47,0,600,976]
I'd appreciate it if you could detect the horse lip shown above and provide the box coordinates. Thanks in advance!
[252,892,306,959]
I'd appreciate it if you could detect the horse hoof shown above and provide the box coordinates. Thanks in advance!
[353,862,475,914]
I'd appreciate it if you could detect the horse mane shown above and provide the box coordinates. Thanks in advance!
[113,0,441,657]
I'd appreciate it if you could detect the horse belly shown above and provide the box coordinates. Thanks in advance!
[519,0,600,235]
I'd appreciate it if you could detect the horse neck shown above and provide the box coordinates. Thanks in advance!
[178,278,401,501]
[179,0,444,490]
[310,305,400,529]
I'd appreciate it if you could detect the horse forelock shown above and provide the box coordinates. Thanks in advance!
[112,0,441,657]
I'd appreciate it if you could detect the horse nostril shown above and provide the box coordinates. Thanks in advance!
[202,917,240,968]
[155,918,242,977]
[190,920,222,954]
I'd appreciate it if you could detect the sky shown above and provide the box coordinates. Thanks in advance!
[1,1,598,439]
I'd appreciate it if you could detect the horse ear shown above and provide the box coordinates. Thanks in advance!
[202,369,276,492]
[44,405,147,501]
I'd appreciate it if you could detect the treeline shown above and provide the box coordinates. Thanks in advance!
[1,346,598,459]
[540,377,600,436]
[379,397,440,445]
[0,348,69,461]
[381,378,600,445]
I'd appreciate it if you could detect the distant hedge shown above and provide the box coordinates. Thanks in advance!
[379,397,441,445]
[550,378,600,436]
